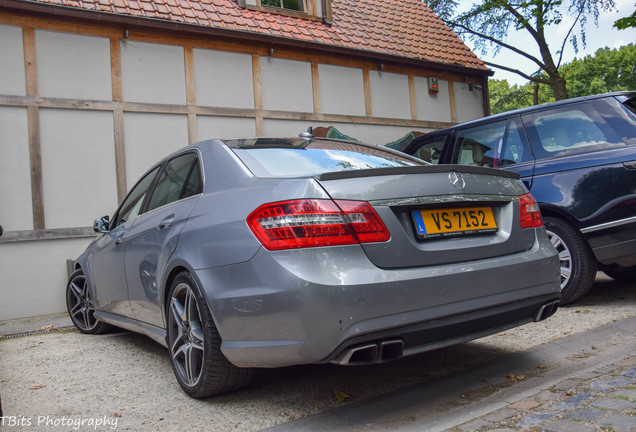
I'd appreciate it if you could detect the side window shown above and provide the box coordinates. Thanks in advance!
[499,119,534,166]
[261,0,305,11]
[146,153,200,212]
[114,166,161,227]
[522,103,624,159]
[409,134,449,164]
[454,118,532,167]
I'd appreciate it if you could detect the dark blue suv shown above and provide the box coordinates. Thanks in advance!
[404,92,636,304]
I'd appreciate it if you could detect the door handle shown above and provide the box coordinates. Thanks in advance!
[157,217,175,230]
[114,235,126,245]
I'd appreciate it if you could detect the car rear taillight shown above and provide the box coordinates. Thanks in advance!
[519,193,543,228]
[247,199,390,250]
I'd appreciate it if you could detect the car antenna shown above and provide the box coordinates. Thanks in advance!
[299,126,315,143]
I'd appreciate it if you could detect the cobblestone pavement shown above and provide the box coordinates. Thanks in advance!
[451,356,636,432]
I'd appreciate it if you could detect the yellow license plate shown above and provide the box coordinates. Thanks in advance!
[412,207,498,238]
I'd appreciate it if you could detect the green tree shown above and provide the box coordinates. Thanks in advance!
[614,9,636,29]
[489,79,553,114]
[561,44,636,97]
[428,0,617,101]
[488,44,635,112]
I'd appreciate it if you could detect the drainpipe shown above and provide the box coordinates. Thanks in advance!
[321,0,333,25]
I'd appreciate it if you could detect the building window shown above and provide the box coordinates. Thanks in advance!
[260,0,305,12]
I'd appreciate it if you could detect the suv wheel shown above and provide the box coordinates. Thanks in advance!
[544,216,597,304]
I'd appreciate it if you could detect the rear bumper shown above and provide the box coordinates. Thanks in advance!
[194,232,560,368]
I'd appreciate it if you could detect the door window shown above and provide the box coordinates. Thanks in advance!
[410,135,448,164]
[114,166,161,227]
[146,153,201,212]
[454,118,532,167]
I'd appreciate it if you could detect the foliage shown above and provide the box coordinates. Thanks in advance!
[614,9,636,29]
[488,44,636,113]
[430,0,617,100]
[562,44,636,97]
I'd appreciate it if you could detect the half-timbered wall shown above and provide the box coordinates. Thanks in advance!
[0,13,487,319]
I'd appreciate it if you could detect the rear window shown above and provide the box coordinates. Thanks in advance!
[228,139,421,177]
[522,103,625,159]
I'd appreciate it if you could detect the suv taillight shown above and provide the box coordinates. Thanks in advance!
[247,199,390,250]
[519,193,543,228]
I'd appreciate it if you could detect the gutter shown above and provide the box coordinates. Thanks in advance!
[0,0,491,77]
[321,0,332,26]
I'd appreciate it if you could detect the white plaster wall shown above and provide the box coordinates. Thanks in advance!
[40,109,119,228]
[0,106,33,231]
[123,112,189,184]
[0,238,92,320]
[197,116,256,140]
[36,30,112,101]
[415,77,451,122]
[263,119,429,146]
[318,64,365,116]
[121,40,186,105]
[194,49,254,109]
[0,24,26,96]
[369,71,411,119]
[454,82,486,122]
[261,57,313,113]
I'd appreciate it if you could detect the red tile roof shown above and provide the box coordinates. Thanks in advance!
[27,0,487,71]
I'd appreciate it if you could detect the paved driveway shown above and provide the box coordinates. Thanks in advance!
[0,273,634,431]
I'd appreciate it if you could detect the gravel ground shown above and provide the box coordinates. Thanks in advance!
[0,272,634,432]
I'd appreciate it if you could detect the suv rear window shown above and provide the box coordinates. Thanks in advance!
[228,139,420,177]
[522,103,624,159]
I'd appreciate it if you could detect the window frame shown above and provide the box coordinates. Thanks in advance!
[521,102,625,160]
[450,117,534,168]
[110,151,203,229]
[238,0,327,22]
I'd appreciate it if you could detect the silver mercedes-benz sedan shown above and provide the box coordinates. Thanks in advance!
[67,134,560,398]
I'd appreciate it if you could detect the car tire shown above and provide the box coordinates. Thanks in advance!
[66,269,112,334]
[603,266,636,282]
[544,216,597,305]
[166,271,254,398]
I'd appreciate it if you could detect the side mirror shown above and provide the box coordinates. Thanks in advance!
[93,216,110,233]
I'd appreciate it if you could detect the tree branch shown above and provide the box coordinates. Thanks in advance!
[447,20,547,70]
[557,6,584,68]
[482,60,551,84]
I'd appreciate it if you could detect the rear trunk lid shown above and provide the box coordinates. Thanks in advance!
[316,165,536,269]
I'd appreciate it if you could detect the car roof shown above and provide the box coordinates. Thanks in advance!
[425,91,636,136]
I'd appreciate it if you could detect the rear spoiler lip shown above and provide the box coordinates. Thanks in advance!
[317,165,521,181]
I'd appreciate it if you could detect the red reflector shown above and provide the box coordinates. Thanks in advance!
[519,193,543,228]
[247,199,390,250]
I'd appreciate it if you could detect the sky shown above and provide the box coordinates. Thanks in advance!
[458,0,636,85]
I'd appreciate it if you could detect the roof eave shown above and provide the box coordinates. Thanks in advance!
[0,0,492,77]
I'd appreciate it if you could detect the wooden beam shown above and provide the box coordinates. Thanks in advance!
[363,69,372,117]
[110,37,122,101]
[252,54,264,135]
[22,27,45,230]
[408,75,417,120]
[0,227,95,243]
[113,105,127,201]
[22,27,38,96]
[311,61,321,113]
[184,45,198,144]
[184,45,196,105]
[448,81,457,123]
